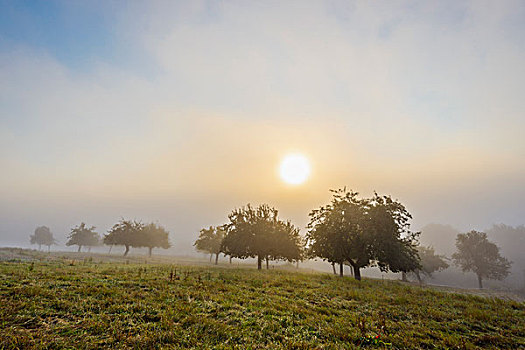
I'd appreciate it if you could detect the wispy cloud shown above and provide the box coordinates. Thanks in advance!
[1,1,525,246]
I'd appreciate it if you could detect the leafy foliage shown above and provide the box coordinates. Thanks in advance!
[104,219,143,256]
[221,204,304,269]
[307,189,420,279]
[453,230,511,289]
[411,246,449,282]
[29,226,56,251]
[194,226,226,264]
[104,219,171,256]
[66,223,100,252]
[142,223,171,256]
[486,224,525,279]
[272,220,304,263]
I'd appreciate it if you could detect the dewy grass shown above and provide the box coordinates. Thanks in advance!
[1,258,524,349]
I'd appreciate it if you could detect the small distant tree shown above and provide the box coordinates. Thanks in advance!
[30,226,57,252]
[194,226,226,264]
[143,223,171,257]
[104,230,118,254]
[66,223,100,252]
[452,231,511,289]
[410,246,449,283]
[103,219,144,256]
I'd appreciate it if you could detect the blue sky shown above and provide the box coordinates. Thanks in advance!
[1,1,525,249]
[0,1,117,68]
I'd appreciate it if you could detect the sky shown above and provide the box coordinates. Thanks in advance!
[1,0,525,252]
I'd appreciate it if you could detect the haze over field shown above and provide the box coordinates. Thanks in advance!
[1,1,525,255]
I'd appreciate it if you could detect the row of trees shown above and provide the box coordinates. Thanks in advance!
[406,230,512,289]
[104,220,171,256]
[30,219,171,257]
[195,189,421,278]
[195,189,512,287]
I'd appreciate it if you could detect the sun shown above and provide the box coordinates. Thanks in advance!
[279,153,311,185]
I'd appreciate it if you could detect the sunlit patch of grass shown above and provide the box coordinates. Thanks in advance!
[0,259,524,349]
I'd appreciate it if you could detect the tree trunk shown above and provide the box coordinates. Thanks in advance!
[123,245,130,256]
[148,247,152,257]
[415,271,422,284]
[339,263,344,277]
[296,261,299,269]
[229,256,232,264]
[215,253,219,265]
[477,274,483,289]
[332,262,336,275]
[209,253,213,262]
[353,265,361,281]
[266,256,269,270]
[47,245,50,253]
[77,245,81,253]
[257,255,262,270]
[401,271,408,282]
[108,245,113,254]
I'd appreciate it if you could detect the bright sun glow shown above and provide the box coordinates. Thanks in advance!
[279,154,311,185]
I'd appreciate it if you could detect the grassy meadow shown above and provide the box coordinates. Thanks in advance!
[0,250,524,349]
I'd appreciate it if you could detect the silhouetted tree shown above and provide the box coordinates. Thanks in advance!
[143,223,171,257]
[307,190,363,277]
[452,230,511,289]
[103,219,144,256]
[194,226,226,264]
[66,223,100,252]
[104,230,118,254]
[272,220,305,265]
[30,226,56,252]
[486,224,525,288]
[307,189,420,280]
[221,204,303,270]
[410,246,449,283]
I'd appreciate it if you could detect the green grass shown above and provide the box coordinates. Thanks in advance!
[1,256,524,349]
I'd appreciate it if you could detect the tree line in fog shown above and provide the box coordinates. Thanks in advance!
[194,189,511,288]
[30,188,512,289]
[30,220,170,257]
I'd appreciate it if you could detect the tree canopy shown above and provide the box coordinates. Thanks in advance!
[486,224,525,279]
[142,223,171,256]
[221,204,304,269]
[66,223,100,252]
[104,219,142,256]
[194,226,226,264]
[452,230,511,289]
[272,220,304,264]
[30,226,56,251]
[306,189,420,280]
[103,220,170,256]
[410,246,449,283]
